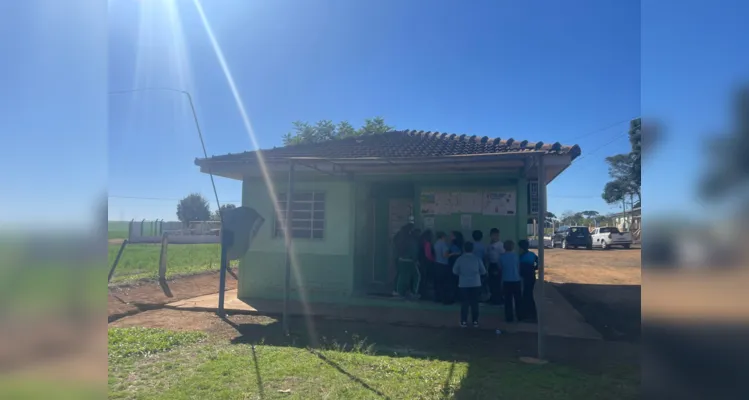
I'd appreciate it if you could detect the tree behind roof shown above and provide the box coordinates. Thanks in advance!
[282,117,393,146]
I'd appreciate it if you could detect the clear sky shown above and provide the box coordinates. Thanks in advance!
[3,1,748,225]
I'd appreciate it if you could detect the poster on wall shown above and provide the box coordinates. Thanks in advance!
[434,192,455,215]
[420,191,436,215]
[423,216,435,229]
[460,214,472,230]
[459,192,483,213]
[482,190,517,216]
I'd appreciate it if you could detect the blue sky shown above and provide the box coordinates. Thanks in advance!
[2,1,748,225]
[108,0,642,221]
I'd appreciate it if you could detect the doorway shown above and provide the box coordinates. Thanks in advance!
[367,182,414,294]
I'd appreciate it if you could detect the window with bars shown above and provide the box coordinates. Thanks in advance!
[274,192,326,239]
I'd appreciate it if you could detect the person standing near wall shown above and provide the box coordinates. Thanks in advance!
[392,223,415,297]
[518,239,538,322]
[445,231,465,304]
[419,229,436,300]
[452,241,487,328]
[433,231,450,303]
[395,224,420,299]
[486,228,505,304]
[499,240,523,322]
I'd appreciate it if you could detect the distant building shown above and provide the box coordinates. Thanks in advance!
[612,206,641,241]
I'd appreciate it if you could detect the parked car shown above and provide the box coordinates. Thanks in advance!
[551,226,592,249]
[591,226,632,249]
[528,236,553,249]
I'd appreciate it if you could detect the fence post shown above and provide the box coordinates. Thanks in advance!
[158,233,169,281]
[108,239,129,283]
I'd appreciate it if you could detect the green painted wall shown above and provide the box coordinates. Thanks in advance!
[239,177,356,299]
[238,170,529,301]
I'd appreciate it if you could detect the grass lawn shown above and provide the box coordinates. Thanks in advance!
[108,327,639,400]
[108,243,237,284]
[109,221,130,240]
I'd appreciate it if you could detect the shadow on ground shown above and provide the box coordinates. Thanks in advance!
[217,313,639,399]
[553,283,641,342]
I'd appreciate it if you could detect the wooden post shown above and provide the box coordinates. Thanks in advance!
[283,161,295,335]
[158,233,169,281]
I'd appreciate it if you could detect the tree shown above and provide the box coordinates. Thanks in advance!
[628,118,642,189]
[544,211,557,226]
[581,210,600,219]
[602,180,628,212]
[212,203,237,221]
[560,210,578,226]
[600,117,643,211]
[604,154,640,203]
[176,193,211,226]
[282,117,394,146]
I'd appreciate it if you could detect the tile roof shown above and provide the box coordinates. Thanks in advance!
[197,130,581,163]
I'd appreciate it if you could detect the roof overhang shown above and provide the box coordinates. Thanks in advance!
[195,152,573,185]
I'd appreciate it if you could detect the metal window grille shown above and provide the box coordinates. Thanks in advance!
[274,192,325,239]
[528,180,539,214]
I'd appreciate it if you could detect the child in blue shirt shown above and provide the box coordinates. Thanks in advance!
[518,239,538,321]
[499,240,523,322]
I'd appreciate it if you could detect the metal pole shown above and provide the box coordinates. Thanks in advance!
[282,161,295,335]
[218,230,231,317]
[536,154,547,360]
[108,239,129,283]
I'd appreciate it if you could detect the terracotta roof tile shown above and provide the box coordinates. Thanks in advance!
[198,130,581,163]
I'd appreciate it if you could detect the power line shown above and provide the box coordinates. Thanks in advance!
[571,131,629,164]
[108,87,225,223]
[108,195,241,203]
[569,118,635,142]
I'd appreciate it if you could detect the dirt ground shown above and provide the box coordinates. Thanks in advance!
[106,249,642,376]
[108,268,238,322]
[108,248,642,342]
[545,247,641,342]
[545,247,641,285]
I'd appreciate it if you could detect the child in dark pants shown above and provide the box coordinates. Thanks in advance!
[432,232,451,303]
[452,241,487,327]
[499,240,523,322]
[486,228,504,304]
[518,239,538,322]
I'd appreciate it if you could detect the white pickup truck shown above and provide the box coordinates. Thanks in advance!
[591,227,632,249]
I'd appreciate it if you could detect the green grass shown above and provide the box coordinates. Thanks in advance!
[108,243,237,284]
[109,327,207,360]
[109,221,130,240]
[109,230,129,240]
[108,328,639,400]
[0,378,103,399]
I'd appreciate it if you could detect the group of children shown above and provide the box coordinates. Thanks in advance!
[393,225,538,327]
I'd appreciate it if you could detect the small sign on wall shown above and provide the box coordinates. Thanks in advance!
[423,216,435,230]
[460,214,472,230]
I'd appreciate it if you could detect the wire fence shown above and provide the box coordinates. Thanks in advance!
[107,220,234,285]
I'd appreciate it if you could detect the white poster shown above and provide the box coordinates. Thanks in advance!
[459,192,483,213]
[420,192,436,215]
[423,216,435,229]
[482,190,517,216]
[460,214,472,230]
[434,192,454,215]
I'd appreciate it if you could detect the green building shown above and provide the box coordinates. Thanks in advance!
[196,130,580,302]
